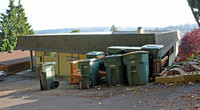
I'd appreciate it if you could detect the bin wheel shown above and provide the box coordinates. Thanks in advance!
[51,81,59,89]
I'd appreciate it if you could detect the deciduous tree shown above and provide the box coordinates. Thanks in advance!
[177,28,200,62]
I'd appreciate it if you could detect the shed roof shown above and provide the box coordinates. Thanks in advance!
[15,30,180,56]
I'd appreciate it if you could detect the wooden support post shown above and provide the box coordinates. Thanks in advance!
[153,56,168,79]
[70,62,74,82]
[153,61,157,78]
[30,50,34,72]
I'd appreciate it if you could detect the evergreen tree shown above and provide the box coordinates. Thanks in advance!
[0,0,34,52]
[16,0,34,35]
[0,0,18,51]
[110,24,118,32]
[187,0,200,27]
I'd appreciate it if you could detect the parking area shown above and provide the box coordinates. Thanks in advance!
[0,70,199,110]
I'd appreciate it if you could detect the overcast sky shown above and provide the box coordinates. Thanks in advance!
[0,0,197,30]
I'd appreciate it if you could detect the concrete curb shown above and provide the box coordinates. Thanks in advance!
[156,72,200,84]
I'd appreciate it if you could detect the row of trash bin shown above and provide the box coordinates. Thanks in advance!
[79,44,164,88]
[36,44,164,90]
[104,51,149,86]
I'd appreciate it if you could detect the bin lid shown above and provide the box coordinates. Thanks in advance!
[107,46,127,50]
[86,51,104,56]
[141,44,164,50]
[79,58,98,63]
[124,47,141,50]
[123,51,149,56]
[38,62,56,66]
[107,46,142,50]
[103,54,122,59]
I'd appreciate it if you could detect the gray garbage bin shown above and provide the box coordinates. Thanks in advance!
[37,62,59,90]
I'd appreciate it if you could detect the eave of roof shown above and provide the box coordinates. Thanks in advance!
[23,30,175,37]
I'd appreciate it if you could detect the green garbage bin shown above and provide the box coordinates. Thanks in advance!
[103,54,124,85]
[106,46,126,55]
[141,44,164,78]
[86,51,104,59]
[123,51,150,85]
[141,44,164,61]
[124,47,141,53]
[37,62,59,90]
[79,58,101,86]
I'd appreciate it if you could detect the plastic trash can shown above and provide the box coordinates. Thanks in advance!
[141,44,164,77]
[103,54,125,85]
[106,46,126,55]
[123,51,150,85]
[79,58,101,86]
[37,62,59,90]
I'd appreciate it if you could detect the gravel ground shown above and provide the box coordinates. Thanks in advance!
[0,70,199,110]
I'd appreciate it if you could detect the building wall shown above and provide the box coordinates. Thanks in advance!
[35,51,86,76]
[72,53,79,70]
[168,31,180,65]
[59,53,79,76]
[168,53,176,66]
[162,42,177,66]
[168,42,178,66]
[59,53,69,76]
[79,54,87,60]
[35,51,44,65]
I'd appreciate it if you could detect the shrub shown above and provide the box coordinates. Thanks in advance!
[177,28,200,62]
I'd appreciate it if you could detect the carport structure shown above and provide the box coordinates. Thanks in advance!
[15,31,180,76]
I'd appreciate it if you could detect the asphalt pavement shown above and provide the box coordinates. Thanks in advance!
[0,70,199,110]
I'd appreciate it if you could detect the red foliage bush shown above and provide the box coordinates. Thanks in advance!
[177,28,200,62]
